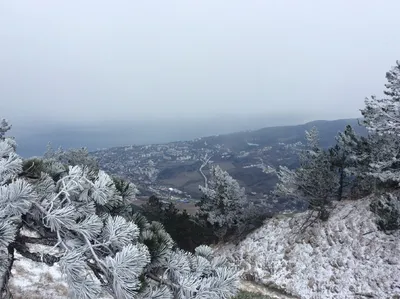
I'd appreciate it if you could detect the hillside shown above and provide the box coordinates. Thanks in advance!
[92,118,365,201]
[8,197,399,299]
[219,197,400,299]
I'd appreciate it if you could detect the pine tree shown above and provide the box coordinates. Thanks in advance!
[0,120,240,299]
[197,166,247,240]
[0,119,12,139]
[353,133,400,190]
[328,125,366,200]
[141,196,218,252]
[360,61,400,186]
[361,60,400,136]
[275,127,339,220]
[44,143,100,171]
[359,60,400,231]
[0,119,29,298]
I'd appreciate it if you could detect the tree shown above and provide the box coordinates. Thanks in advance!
[44,143,99,172]
[328,125,366,200]
[360,133,400,189]
[141,196,217,252]
[370,192,400,231]
[275,127,338,220]
[360,61,400,186]
[361,60,400,136]
[0,119,26,298]
[0,121,240,299]
[197,166,247,240]
[0,119,11,139]
[0,119,16,152]
[358,60,400,232]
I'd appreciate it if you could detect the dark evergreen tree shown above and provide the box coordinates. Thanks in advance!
[141,196,217,251]
[329,125,363,200]
[275,127,338,220]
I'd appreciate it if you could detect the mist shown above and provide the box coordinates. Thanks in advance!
[1,1,400,156]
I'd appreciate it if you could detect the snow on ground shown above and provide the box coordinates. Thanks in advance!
[8,230,112,299]
[7,197,400,298]
[9,253,113,299]
[220,197,400,299]
[9,253,69,299]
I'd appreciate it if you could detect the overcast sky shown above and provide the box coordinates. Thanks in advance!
[1,0,400,125]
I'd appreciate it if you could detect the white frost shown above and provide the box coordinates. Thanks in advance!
[220,198,400,298]
[9,253,112,299]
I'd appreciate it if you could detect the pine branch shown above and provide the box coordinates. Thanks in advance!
[86,261,106,284]
[146,272,176,290]
[82,234,107,272]
[0,246,14,299]
[87,261,120,299]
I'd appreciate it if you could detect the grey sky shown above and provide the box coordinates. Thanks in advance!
[1,0,399,125]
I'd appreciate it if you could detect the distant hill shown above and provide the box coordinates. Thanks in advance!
[13,114,310,158]
[92,118,366,201]
[196,118,365,151]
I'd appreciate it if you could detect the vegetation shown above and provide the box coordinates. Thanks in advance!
[0,120,240,299]
[370,193,400,231]
[141,195,217,252]
[197,165,269,241]
[329,125,360,200]
[275,127,338,221]
[197,165,248,240]
[273,60,400,229]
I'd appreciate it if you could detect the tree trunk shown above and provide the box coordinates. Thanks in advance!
[338,168,344,201]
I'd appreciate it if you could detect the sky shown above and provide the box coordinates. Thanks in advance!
[1,0,400,126]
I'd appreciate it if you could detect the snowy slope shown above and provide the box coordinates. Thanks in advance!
[220,198,400,299]
[8,253,112,299]
[6,228,111,298]
[7,198,400,298]
[9,253,68,299]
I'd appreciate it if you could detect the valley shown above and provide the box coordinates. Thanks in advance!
[92,118,364,204]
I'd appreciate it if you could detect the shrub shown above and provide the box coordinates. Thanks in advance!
[370,193,400,231]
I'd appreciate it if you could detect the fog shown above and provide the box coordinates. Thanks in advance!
[1,1,400,156]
